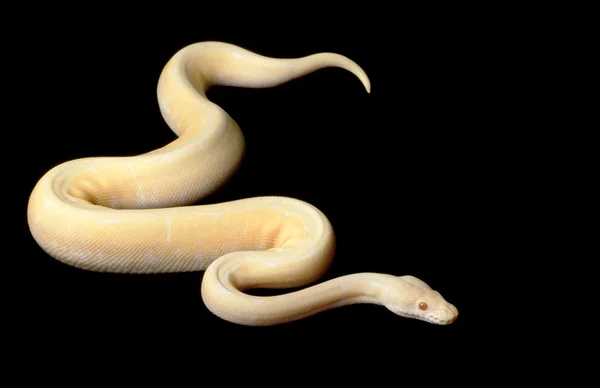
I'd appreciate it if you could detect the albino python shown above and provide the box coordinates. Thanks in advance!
[27,41,458,326]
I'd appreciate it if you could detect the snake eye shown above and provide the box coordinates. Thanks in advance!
[418,302,428,311]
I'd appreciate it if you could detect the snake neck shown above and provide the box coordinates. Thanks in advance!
[202,267,397,326]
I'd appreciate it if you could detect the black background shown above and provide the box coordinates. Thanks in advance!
[13,7,526,380]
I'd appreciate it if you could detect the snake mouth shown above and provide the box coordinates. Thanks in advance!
[387,305,458,325]
[427,305,459,325]
[414,311,458,325]
[424,314,457,325]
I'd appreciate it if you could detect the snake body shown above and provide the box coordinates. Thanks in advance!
[27,42,458,325]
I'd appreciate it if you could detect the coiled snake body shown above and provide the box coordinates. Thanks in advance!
[27,42,458,326]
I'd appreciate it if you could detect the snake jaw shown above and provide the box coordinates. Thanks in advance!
[385,301,458,325]
[419,302,459,325]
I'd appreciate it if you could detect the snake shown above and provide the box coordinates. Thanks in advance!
[27,41,458,326]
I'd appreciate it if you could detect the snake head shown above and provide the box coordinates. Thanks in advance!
[383,275,459,325]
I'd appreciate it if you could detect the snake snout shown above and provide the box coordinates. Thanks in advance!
[440,303,459,324]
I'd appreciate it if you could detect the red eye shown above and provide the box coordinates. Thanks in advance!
[418,302,428,311]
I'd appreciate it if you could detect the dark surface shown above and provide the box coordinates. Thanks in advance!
[13,9,519,378]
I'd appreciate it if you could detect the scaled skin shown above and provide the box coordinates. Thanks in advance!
[27,42,458,326]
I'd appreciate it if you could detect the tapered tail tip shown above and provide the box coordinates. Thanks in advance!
[348,66,370,93]
[345,57,371,94]
[312,52,371,94]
